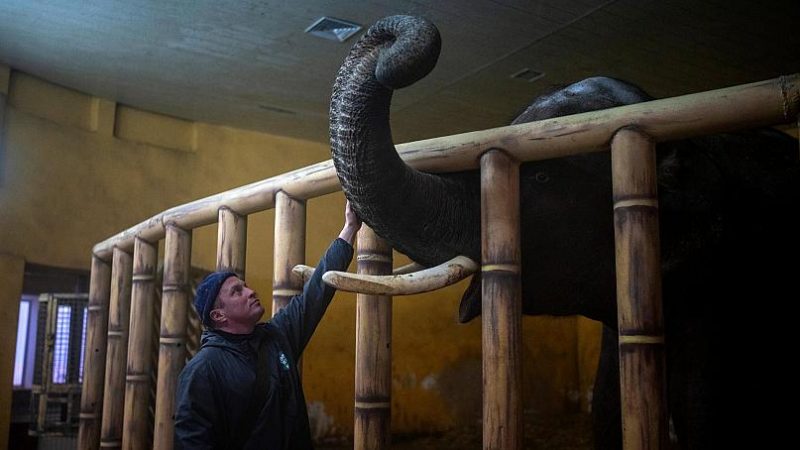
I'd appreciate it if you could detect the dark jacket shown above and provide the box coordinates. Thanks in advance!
[174,238,354,450]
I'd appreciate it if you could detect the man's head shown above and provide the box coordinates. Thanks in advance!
[194,271,264,333]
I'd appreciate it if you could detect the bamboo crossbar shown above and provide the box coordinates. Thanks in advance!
[91,74,799,261]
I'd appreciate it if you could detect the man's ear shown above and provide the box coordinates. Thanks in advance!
[209,308,225,324]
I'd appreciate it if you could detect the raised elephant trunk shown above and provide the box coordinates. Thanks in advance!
[330,15,480,266]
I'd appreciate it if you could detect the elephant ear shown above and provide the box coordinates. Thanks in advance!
[458,273,482,323]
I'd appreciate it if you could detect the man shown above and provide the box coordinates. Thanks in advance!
[174,202,361,449]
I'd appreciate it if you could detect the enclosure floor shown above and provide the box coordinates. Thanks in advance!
[316,412,593,449]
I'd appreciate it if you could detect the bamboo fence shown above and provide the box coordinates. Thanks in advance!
[78,75,799,450]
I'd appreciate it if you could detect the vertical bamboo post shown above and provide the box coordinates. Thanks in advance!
[611,128,668,450]
[37,295,55,433]
[153,225,192,450]
[100,248,133,449]
[0,89,6,172]
[480,149,522,450]
[79,255,112,450]
[217,207,247,276]
[272,191,306,315]
[122,237,158,450]
[0,87,5,123]
[354,225,393,450]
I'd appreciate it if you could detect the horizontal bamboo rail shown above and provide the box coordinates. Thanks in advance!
[92,75,798,261]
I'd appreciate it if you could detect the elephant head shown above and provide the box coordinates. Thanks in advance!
[329,16,648,325]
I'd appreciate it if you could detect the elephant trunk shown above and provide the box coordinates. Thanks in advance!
[330,15,480,265]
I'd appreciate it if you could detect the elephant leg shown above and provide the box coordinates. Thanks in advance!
[592,324,622,450]
[665,307,713,450]
[664,237,796,449]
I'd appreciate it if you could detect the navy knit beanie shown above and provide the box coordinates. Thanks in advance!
[194,271,237,327]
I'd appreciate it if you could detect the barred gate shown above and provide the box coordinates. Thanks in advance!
[31,293,88,437]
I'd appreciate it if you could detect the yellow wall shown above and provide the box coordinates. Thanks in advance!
[0,67,601,442]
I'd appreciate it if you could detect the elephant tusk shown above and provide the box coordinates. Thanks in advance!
[292,264,315,283]
[292,261,426,282]
[391,262,425,275]
[321,255,478,295]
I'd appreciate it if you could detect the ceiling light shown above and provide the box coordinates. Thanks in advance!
[510,68,545,83]
[305,17,362,42]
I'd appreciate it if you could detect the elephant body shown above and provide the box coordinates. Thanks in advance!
[330,16,799,448]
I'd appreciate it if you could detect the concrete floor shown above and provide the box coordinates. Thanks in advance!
[316,412,593,449]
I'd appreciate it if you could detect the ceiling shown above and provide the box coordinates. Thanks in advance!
[1,0,798,144]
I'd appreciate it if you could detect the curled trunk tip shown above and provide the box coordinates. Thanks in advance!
[373,15,441,89]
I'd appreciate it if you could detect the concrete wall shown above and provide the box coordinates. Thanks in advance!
[0,65,602,442]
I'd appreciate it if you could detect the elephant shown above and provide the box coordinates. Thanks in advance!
[329,15,799,449]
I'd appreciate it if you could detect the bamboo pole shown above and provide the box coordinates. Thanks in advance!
[37,295,54,434]
[153,225,192,450]
[480,149,522,450]
[354,225,393,450]
[122,237,158,450]
[611,128,668,450]
[78,255,112,450]
[100,248,133,449]
[217,207,247,276]
[273,191,306,315]
[0,90,6,170]
[91,75,800,261]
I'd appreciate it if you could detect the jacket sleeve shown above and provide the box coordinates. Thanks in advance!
[173,362,217,450]
[270,237,354,358]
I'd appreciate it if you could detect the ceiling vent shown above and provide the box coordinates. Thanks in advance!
[510,68,545,83]
[305,17,362,42]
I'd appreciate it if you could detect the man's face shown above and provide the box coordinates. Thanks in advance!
[213,276,264,328]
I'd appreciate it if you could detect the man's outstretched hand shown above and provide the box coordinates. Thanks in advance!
[338,200,362,245]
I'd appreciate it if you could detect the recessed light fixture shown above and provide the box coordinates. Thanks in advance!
[305,17,362,42]
[510,68,545,83]
[258,104,296,115]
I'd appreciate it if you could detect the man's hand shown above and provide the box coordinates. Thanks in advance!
[338,200,362,245]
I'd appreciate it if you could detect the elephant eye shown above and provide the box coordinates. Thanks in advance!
[535,172,550,183]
